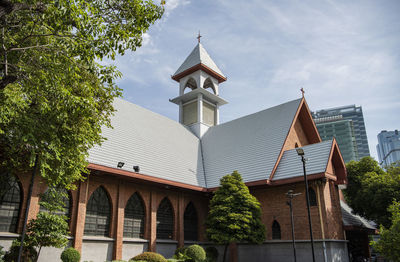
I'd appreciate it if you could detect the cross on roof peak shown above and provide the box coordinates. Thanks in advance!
[300,87,305,97]
[197,31,202,43]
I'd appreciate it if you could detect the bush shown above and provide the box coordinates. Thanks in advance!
[205,247,218,262]
[185,245,206,262]
[4,239,37,262]
[61,247,81,262]
[131,252,167,262]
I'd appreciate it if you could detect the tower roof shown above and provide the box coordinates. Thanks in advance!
[172,43,227,83]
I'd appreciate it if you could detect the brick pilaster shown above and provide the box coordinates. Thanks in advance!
[148,191,157,252]
[73,180,89,252]
[177,194,184,247]
[113,182,125,260]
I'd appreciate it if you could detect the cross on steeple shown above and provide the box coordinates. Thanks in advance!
[300,87,305,97]
[197,31,202,43]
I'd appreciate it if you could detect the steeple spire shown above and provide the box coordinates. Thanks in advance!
[170,41,228,138]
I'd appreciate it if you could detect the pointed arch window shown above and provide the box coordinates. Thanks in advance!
[272,220,281,240]
[157,198,174,240]
[124,193,145,238]
[84,187,111,236]
[0,174,22,233]
[308,188,317,206]
[184,78,197,93]
[39,188,71,220]
[203,78,216,94]
[184,202,198,241]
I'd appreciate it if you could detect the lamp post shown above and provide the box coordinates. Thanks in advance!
[286,190,301,262]
[296,148,316,262]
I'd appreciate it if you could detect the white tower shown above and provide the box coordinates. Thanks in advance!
[170,39,228,137]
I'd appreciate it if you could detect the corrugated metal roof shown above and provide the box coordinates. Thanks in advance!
[341,201,376,230]
[273,140,332,181]
[201,99,302,188]
[87,98,206,187]
[172,43,225,78]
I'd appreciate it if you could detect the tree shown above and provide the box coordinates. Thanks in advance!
[344,157,400,227]
[371,201,400,261]
[0,0,164,189]
[206,171,265,262]
[4,212,69,262]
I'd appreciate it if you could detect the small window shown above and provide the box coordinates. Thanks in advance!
[84,187,111,236]
[184,202,198,241]
[308,188,317,206]
[0,174,22,233]
[272,220,281,240]
[124,193,145,238]
[157,198,174,240]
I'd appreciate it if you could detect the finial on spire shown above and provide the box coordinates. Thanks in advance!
[197,31,202,43]
[300,87,305,97]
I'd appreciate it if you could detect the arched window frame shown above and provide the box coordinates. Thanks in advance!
[202,77,216,94]
[183,77,198,93]
[0,174,22,233]
[184,202,198,241]
[272,220,281,240]
[84,186,112,237]
[156,197,174,240]
[308,187,317,206]
[124,192,145,238]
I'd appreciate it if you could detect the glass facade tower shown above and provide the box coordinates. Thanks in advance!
[312,105,370,163]
[377,130,400,166]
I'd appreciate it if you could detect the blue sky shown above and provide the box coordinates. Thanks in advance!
[112,0,400,160]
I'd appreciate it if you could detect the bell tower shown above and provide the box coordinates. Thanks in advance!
[170,39,228,137]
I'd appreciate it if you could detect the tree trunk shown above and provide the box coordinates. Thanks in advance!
[223,243,229,262]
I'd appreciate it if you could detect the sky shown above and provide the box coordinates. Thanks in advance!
[112,0,400,160]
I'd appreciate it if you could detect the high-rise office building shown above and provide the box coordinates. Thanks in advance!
[377,130,400,166]
[312,105,370,163]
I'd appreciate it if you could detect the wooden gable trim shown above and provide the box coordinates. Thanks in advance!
[268,98,303,180]
[329,138,347,184]
[268,98,322,181]
[171,63,227,83]
[88,163,207,192]
[268,172,337,186]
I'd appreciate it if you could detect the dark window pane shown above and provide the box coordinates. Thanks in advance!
[0,174,21,233]
[309,188,317,206]
[157,198,174,240]
[272,220,281,240]
[184,202,198,241]
[124,193,145,238]
[84,187,111,236]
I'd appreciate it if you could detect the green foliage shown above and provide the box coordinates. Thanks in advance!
[205,247,218,262]
[174,247,186,256]
[371,201,400,261]
[61,247,81,262]
[0,0,164,190]
[4,239,37,262]
[345,157,400,227]
[131,252,167,262]
[0,245,5,262]
[184,245,206,262]
[206,171,266,245]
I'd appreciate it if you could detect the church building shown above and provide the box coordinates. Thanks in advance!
[0,41,350,262]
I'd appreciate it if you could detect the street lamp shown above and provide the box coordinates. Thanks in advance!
[286,190,301,262]
[296,148,316,262]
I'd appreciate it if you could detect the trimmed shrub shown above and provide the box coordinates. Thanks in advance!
[185,245,206,262]
[131,252,167,262]
[205,247,218,262]
[61,247,81,262]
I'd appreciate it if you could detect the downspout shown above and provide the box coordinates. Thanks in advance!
[316,181,328,262]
